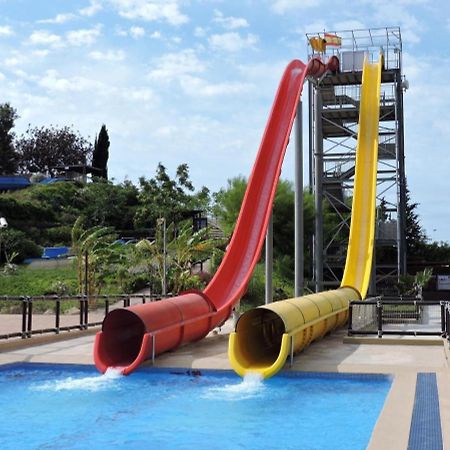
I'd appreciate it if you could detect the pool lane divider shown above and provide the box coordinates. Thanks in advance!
[407,373,443,450]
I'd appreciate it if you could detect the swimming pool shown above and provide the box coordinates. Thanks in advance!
[0,364,391,450]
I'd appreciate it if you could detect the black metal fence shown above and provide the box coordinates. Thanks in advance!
[0,294,167,340]
[348,297,450,339]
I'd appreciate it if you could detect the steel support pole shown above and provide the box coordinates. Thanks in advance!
[395,73,407,276]
[294,101,304,297]
[369,245,377,296]
[314,87,324,292]
[265,212,273,304]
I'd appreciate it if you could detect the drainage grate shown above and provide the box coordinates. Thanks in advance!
[408,373,443,450]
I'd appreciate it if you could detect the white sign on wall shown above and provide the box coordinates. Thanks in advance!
[437,275,450,291]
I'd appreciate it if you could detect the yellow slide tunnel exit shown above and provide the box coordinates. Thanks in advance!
[229,55,382,379]
[229,287,360,378]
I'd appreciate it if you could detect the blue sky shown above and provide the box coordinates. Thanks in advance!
[1,0,449,241]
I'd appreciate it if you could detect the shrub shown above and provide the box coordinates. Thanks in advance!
[1,228,42,263]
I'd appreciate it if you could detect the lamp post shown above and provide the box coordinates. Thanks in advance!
[157,217,167,297]
[0,217,8,264]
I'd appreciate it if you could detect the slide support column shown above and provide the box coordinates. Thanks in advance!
[295,100,304,297]
[265,212,273,304]
[314,87,324,292]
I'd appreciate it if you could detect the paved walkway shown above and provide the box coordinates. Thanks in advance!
[0,323,449,449]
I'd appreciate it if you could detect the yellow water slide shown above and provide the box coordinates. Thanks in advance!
[229,56,382,378]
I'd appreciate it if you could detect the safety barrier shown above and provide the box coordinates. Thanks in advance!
[0,294,169,340]
[348,297,450,339]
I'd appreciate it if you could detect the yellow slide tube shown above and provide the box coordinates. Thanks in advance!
[341,56,382,298]
[229,56,382,378]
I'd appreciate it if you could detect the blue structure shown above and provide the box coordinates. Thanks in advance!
[42,247,70,259]
[0,176,31,191]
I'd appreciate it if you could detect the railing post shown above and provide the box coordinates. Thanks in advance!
[377,300,383,338]
[55,297,61,334]
[440,301,446,337]
[27,296,33,338]
[446,304,450,340]
[152,335,156,365]
[84,296,88,329]
[290,335,294,367]
[105,298,109,316]
[21,296,27,339]
[348,303,353,335]
[79,296,84,329]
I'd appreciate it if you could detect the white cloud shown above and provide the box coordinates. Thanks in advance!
[29,30,63,46]
[0,72,5,81]
[33,49,50,58]
[148,49,205,81]
[150,31,161,39]
[364,1,424,43]
[4,56,22,67]
[38,13,76,24]
[0,25,14,37]
[194,26,206,38]
[213,10,249,30]
[110,0,189,26]
[130,26,145,39]
[333,20,366,31]
[89,49,126,61]
[125,87,156,102]
[271,0,319,14]
[66,26,101,46]
[38,69,104,92]
[79,0,103,17]
[208,32,258,52]
[180,75,252,97]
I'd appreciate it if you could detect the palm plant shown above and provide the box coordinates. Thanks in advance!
[132,220,225,295]
[71,217,121,296]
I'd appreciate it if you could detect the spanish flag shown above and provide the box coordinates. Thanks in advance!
[324,33,342,47]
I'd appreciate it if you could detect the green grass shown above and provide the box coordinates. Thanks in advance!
[0,264,79,297]
[0,262,124,313]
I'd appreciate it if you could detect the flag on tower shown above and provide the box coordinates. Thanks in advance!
[324,33,342,47]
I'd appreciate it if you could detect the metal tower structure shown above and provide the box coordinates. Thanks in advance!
[306,27,407,294]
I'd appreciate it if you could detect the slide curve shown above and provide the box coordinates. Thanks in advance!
[229,56,382,378]
[94,56,339,375]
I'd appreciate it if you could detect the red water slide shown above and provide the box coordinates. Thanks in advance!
[94,56,339,375]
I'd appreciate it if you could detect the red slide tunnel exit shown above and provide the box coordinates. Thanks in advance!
[94,290,222,375]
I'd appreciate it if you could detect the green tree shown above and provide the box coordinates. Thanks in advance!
[212,176,247,236]
[405,183,427,256]
[134,163,206,228]
[78,179,138,230]
[16,125,93,175]
[0,103,19,174]
[92,124,110,179]
[213,177,317,278]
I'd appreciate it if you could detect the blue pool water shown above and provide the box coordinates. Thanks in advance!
[0,364,391,450]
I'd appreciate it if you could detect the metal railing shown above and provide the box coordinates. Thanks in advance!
[348,297,450,339]
[0,294,170,340]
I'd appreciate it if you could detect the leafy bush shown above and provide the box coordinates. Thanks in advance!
[44,226,72,246]
[1,228,42,263]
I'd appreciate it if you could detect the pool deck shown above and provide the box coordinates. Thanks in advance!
[1,322,449,449]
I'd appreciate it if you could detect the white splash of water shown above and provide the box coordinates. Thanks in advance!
[203,372,265,401]
[32,367,123,392]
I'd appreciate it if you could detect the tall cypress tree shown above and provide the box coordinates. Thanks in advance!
[92,124,110,179]
[0,103,19,174]
[405,182,427,255]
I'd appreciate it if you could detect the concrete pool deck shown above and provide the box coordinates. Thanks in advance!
[1,323,449,449]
